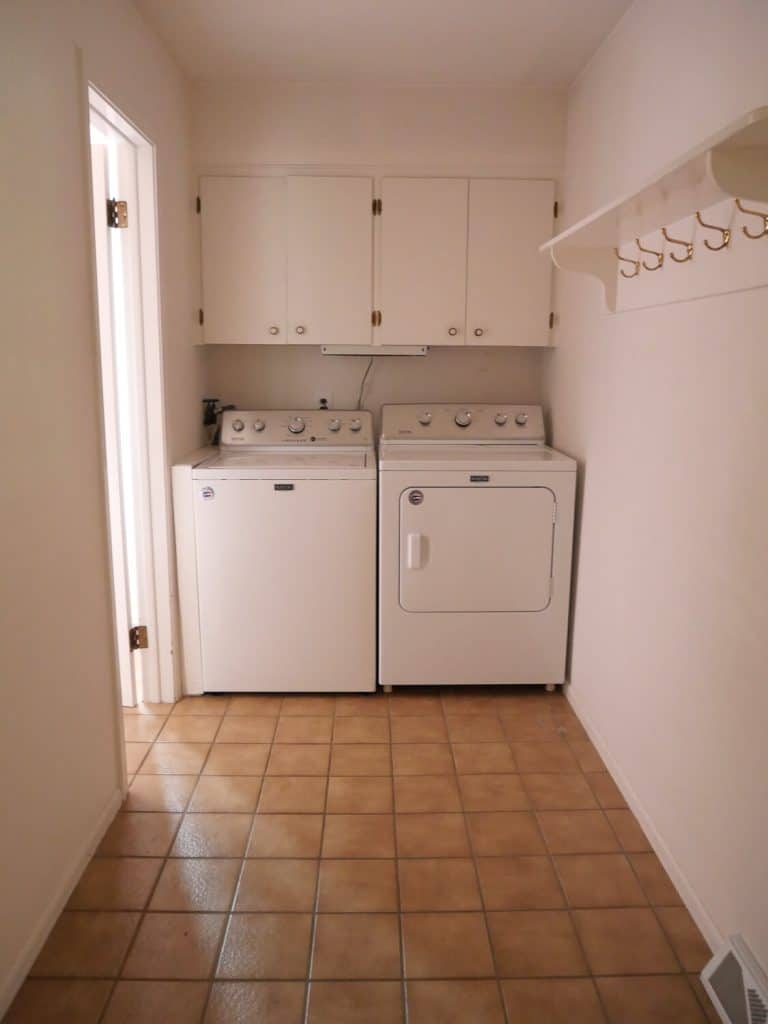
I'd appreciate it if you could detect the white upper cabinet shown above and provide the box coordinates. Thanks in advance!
[377,178,468,347]
[285,176,373,347]
[198,174,554,347]
[200,176,286,344]
[466,179,555,346]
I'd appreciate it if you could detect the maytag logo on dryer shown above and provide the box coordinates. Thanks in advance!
[200,486,215,501]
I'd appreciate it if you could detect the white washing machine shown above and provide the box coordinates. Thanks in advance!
[173,409,376,693]
[378,404,576,690]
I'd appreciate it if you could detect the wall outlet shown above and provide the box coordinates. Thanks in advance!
[314,390,334,409]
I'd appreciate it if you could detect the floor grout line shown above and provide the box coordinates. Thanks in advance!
[301,696,336,1024]
[442,694,513,1024]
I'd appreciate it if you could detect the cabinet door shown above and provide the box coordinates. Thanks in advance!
[286,176,373,347]
[467,179,555,347]
[378,178,468,347]
[200,176,286,344]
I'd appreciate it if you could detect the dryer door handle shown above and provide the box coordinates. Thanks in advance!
[406,532,424,570]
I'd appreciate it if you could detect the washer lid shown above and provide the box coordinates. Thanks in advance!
[193,448,375,479]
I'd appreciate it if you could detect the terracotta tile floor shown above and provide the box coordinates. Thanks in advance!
[6,688,718,1023]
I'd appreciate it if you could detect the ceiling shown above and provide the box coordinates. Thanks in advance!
[135,0,631,88]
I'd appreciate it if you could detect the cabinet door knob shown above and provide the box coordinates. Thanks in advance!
[473,328,484,337]
[448,327,458,336]
[295,325,306,335]
[268,325,280,336]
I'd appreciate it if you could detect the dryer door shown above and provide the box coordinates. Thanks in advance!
[399,486,555,612]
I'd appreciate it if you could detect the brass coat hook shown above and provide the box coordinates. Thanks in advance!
[662,227,694,263]
[635,237,664,271]
[735,199,768,239]
[695,211,730,251]
[614,247,640,278]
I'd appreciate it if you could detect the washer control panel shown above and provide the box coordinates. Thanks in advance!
[220,410,374,447]
[380,404,546,443]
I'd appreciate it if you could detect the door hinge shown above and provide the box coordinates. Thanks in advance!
[196,195,201,213]
[199,309,204,326]
[372,197,382,216]
[549,311,555,329]
[553,200,559,219]
[372,310,382,326]
[129,625,149,652]
[106,198,128,228]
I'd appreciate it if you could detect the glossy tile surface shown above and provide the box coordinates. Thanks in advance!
[10,688,715,1023]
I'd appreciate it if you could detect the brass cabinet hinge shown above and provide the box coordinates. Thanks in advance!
[196,195,201,213]
[106,198,128,228]
[199,309,204,326]
[553,200,559,219]
[372,198,382,216]
[371,310,382,326]
[549,311,555,329]
[129,625,148,652]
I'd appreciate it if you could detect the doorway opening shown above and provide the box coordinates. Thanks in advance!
[88,87,175,711]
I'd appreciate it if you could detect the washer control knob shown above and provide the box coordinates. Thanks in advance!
[454,410,472,428]
[349,418,362,432]
[232,418,245,432]
[418,411,432,426]
[328,418,342,432]
[494,413,508,426]
[252,419,266,432]
[288,416,306,434]
[515,412,529,427]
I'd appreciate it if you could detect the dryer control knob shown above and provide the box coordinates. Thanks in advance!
[349,418,362,432]
[514,412,529,427]
[328,418,342,432]
[418,411,432,426]
[288,416,306,434]
[232,418,245,432]
[494,413,508,426]
[454,410,472,428]
[253,419,266,432]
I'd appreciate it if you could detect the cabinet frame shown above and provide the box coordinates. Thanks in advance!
[197,169,557,349]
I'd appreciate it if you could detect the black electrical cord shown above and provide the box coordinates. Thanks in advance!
[356,355,375,409]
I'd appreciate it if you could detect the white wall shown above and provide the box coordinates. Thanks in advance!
[0,0,198,1010]
[548,0,768,967]
[193,82,565,415]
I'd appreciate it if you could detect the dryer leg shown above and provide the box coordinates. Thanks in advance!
[545,683,556,693]
[382,685,393,694]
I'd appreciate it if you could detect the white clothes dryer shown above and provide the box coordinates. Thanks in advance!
[378,404,576,690]
[173,409,376,694]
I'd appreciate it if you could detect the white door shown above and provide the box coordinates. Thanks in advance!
[400,486,555,612]
[286,176,373,347]
[89,94,171,707]
[467,179,555,346]
[194,478,376,691]
[200,176,286,344]
[378,178,468,347]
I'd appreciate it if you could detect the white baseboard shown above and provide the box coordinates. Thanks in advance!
[0,787,123,1017]
[565,687,723,955]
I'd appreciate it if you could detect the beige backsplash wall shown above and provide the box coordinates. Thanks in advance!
[203,345,550,424]
[193,82,565,417]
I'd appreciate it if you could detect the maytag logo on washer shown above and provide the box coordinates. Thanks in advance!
[201,486,215,500]
[409,490,424,506]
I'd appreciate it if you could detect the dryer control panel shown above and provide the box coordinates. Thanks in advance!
[220,409,374,447]
[380,404,546,443]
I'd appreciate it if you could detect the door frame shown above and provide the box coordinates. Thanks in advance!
[86,83,176,708]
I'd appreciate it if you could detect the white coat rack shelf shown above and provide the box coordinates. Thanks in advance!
[541,107,768,312]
